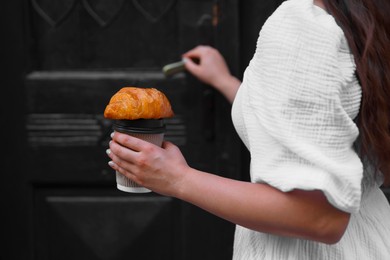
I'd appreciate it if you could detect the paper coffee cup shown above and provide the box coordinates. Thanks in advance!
[113,119,165,193]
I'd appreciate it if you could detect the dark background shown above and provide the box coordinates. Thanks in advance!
[3,1,388,260]
[1,1,282,259]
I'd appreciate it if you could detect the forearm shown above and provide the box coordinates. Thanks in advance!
[175,168,350,244]
[214,75,241,103]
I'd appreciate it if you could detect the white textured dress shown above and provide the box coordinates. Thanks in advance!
[231,0,390,259]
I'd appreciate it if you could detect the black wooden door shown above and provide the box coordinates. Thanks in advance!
[5,1,389,259]
[3,0,241,259]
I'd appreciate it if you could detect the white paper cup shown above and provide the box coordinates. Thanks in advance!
[113,119,165,193]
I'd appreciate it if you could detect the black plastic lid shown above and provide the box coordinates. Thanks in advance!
[113,119,166,134]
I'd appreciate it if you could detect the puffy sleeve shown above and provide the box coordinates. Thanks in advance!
[244,6,363,213]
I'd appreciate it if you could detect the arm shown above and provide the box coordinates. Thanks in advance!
[177,167,350,244]
[107,133,350,244]
[182,45,241,103]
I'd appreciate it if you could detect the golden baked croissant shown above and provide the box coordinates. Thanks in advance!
[104,87,174,120]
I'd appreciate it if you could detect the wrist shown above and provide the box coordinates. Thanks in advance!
[214,75,241,103]
[213,74,233,90]
[171,166,196,200]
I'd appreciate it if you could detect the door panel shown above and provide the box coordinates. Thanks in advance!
[30,0,178,69]
[34,188,179,260]
[21,0,240,259]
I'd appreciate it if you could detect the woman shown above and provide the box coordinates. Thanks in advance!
[107,0,390,258]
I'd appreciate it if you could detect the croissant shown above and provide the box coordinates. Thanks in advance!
[104,87,174,120]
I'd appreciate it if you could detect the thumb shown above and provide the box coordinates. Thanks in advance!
[183,58,201,76]
[162,141,183,154]
[161,141,176,150]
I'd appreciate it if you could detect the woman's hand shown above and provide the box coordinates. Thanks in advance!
[107,131,189,197]
[182,45,231,87]
[182,45,241,103]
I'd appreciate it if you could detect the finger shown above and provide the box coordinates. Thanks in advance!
[112,131,153,152]
[107,146,135,170]
[109,138,138,160]
[109,137,160,173]
[183,46,213,65]
[183,58,202,75]
[109,161,141,184]
[107,147,144,180]
[108,140,146,174]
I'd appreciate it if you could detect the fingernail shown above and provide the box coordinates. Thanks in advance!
[108,161,115,167]
[110,132,115,138]
[182,57,189,63]
[106,149,111,155]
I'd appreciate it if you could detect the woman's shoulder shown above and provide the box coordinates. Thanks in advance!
[255,0,346,57]
[266,0,343,36]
